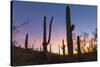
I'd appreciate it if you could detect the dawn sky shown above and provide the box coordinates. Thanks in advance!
[12,1,97,54]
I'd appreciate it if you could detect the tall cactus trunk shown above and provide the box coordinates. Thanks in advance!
[77,35,81,59]
[66,6,75,60]
[43,16,47,53]
[25,33,28,49]
[42,16,53,55]
[61,39,66,56]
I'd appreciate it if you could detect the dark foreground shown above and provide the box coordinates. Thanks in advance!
[11,45,97,66]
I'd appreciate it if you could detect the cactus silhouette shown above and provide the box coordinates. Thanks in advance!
[32,44,34,50]
[61,39,66,56]
[42,16,53,54]
[40,46,42,52]
[58,44,60,55]
[49,44,52,53]
[66,6,75,57]
[25,33,28,49]
[19,44,21,48]
[77,35,81,60]
[77,36,81,55]
[32,40,35,50]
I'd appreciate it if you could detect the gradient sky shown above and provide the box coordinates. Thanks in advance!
[12,1,97,54]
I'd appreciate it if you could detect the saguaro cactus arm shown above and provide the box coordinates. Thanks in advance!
[47,17,53,44]
[71,24,75,31]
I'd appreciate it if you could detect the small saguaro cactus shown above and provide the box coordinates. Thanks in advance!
[77,35,81,55]
[40,46,42,52]
[32,40,35,50]
[32,44,34,50]
[58,44,60,55]
[42,16,53,54]
[49,44,52,53]
[25,33,28,49]
[61,39,66,56]
[66,6,75,57]
[19,44,21,48]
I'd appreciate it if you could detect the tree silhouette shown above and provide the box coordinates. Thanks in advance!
[80,32,88,53]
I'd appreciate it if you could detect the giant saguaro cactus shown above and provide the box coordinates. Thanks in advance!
[77,36,81,55]
[25,33,28,49]
[42,16,53,54]
[66,6,75,57]
[61,39,66,56]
